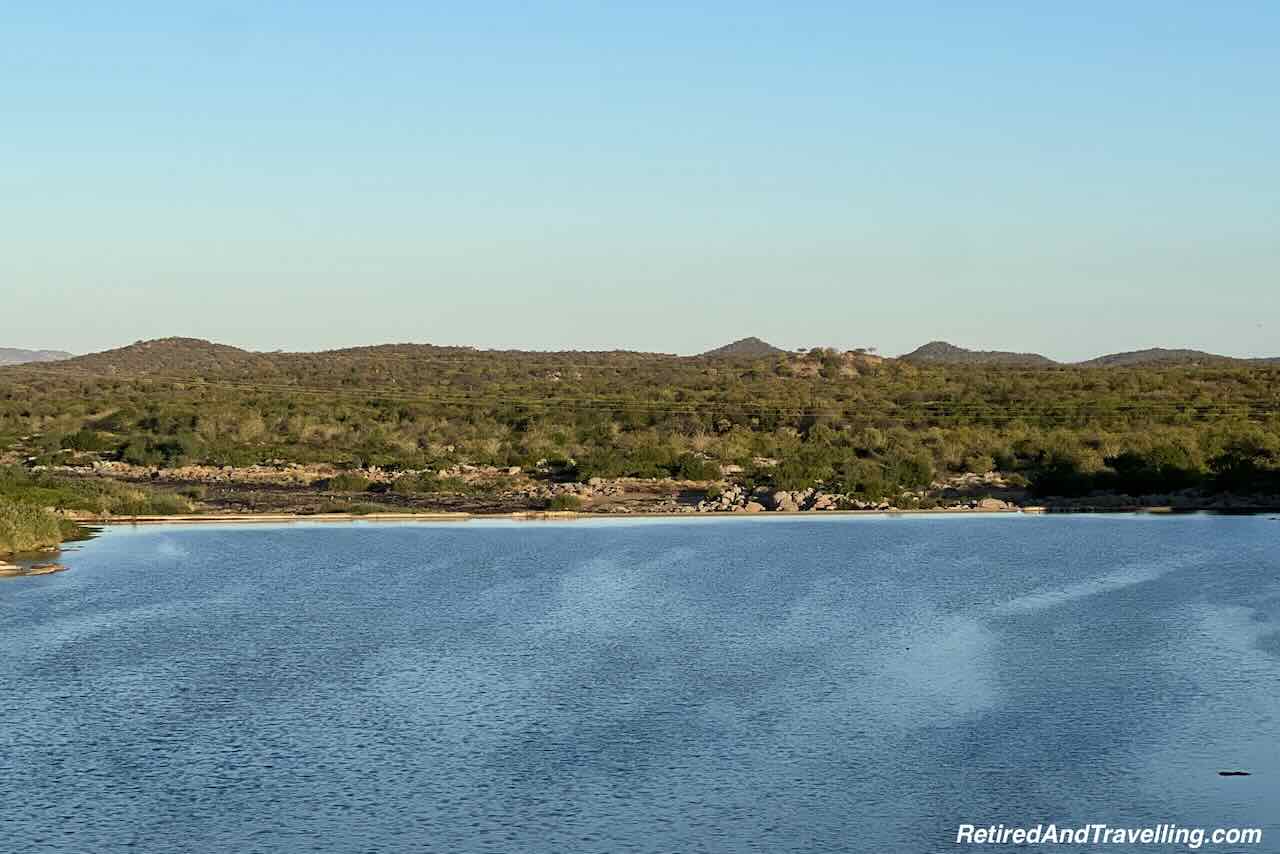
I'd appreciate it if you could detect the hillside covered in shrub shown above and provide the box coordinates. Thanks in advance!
[2,338,1278,505]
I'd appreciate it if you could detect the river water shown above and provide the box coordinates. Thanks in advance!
[2,515,1277,852]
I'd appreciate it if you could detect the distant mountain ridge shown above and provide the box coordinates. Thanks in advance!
[58,337,269,375]
[1077,348,1241,368]
[0,347,73,366]
[700,337,786,359]
[901,341,1057,367]
[5,337,1278,377]
[899,341,1277,368]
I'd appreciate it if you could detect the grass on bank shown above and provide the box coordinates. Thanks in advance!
[2,465,198,558]
[0,496,65,555]
[0,466,197,517]
[546,494,583,511]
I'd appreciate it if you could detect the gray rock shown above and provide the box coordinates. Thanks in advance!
[773,494,800,513]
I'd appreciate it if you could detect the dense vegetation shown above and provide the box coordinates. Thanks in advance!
[2,338,1279,503]
[0,467,196,516]
[0,496,65,555]
[0,465,200,557]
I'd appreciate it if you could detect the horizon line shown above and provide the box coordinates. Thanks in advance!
[5,335,1279,364]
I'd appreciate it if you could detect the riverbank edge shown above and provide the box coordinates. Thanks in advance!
[8,506,1272,575]
[67,504,1280,526]
[0,549,67,577]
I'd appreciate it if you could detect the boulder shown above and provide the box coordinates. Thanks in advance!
[772,492,800,512]
[810,494,837,511]
[744,501,766,513]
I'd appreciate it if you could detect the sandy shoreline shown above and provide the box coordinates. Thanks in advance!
[69,504,1278,527]
[71,507,1039,526]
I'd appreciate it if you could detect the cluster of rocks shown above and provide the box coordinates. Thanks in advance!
[27,458,1279,515]
[969,497,1017,511]
[433,464,523,481]
[42,461,532,489]
[695,484,757,512]
[55,461,345,485]
[695,485,866,513]
[690,483,1030,514]
[937,471,1014,489]
[535,478,625,500]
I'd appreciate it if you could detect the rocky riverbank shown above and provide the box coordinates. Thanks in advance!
[23,462,1280,518]
[0,559,66,578]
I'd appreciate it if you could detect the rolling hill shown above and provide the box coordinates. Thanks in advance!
[3,336,1279,504]
[0,348,73,366]
[699,337,786,359]
[900,341,1057,367]
[54,338,271,376]
[1078,348,1241,368]
[19,337,1279,379]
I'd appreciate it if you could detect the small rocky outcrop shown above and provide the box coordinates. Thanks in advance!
[769,490,801,512]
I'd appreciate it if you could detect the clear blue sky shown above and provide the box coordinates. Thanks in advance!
[4,2,1277,359]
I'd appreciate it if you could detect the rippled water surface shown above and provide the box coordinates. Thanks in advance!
[2,515,1278,852]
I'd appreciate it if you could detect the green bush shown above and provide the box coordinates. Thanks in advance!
[1210,433,1280,493]
[1030,460,1096,497]
[833,459,889,500]
[0,496,63,555]
[670,454,720,481]
[390,473,441,494]
[323,473,372,493]
[546,494,583,511]
[61,428,111,452]
[963,454,996,475]
[121,492,194,516]
[882,452,935,489]
[0,467,193,516]
[1106,445,1202,494]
